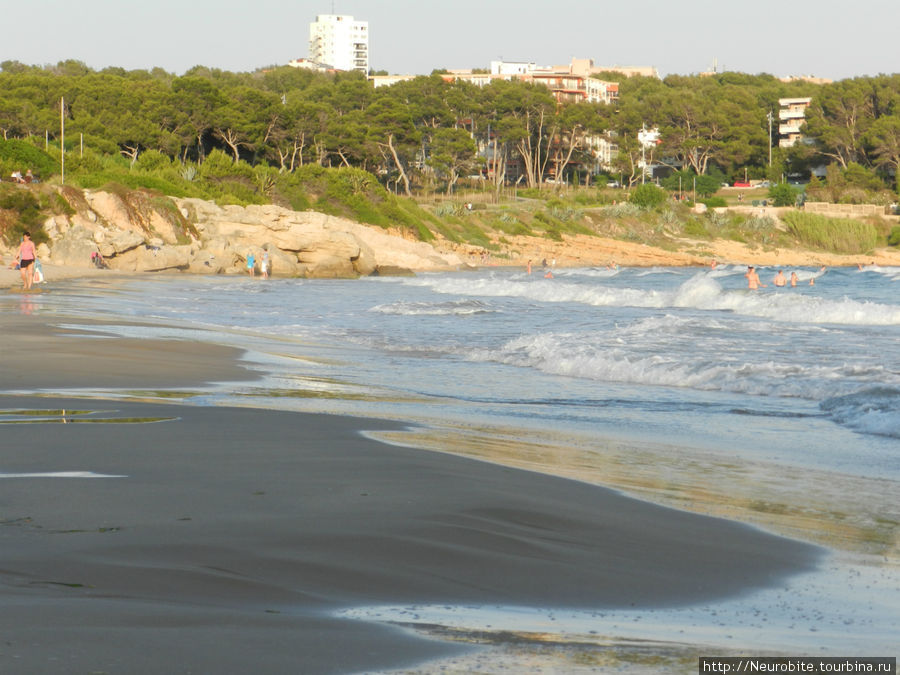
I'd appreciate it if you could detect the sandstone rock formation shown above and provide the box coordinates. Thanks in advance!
[35,189,462,277]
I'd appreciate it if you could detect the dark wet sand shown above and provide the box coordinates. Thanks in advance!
[0,312,821,674]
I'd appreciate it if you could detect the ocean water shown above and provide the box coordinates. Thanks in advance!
[10,263,900,666]
[33,263,900,480]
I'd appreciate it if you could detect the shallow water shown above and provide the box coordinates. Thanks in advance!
[5,264,899,668]
[30,264,900,476]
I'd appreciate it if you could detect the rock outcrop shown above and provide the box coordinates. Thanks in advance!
[36,189,462,278]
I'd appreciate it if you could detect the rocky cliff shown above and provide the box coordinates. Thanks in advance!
[39,188,463,277]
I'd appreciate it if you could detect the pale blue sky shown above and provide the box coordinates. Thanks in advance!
[3,0,897,80]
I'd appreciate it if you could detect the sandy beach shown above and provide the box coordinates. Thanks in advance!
[0,291,825,674]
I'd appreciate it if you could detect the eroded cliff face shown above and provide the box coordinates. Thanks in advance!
[41,188,462,277]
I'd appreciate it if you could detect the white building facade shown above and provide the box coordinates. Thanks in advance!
[309,14,369,73]
[778,97,812,148]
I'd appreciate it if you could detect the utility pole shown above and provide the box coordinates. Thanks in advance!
[767,110,774,167]
[639,123,647,184]
[60,97,65,184]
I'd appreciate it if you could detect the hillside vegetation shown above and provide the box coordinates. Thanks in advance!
[2,156,895,260]
[2,59,899,258]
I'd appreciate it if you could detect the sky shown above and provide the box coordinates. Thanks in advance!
[3,0,898,81]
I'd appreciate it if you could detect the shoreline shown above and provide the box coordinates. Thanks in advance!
[3,231,900,292]
[0,308,825,673]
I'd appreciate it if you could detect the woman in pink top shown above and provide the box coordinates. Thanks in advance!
[17,231,37,290]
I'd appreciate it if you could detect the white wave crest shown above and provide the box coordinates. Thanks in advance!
[370,299,494,316]
[820,387,900,439]
[409,273,900,326]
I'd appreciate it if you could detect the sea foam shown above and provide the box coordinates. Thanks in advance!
[409,273,900,326]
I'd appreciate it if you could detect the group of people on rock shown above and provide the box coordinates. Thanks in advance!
[7,169,36,184]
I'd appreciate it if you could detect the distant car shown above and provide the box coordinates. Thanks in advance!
[733,181,752,188]
[757,180,771,188]
[606,180,621,188]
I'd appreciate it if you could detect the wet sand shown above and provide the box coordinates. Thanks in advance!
[0,310,821,673]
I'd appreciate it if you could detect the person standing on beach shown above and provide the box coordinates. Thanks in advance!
[745,266,766,289]
[247,252,255,277]
[261,250,269,279]
[16,231,37,290]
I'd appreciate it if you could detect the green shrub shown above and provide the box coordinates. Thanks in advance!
[768,183,798,207]
[64,150,106,174]
[701,197,727,208]
[199,149,255,180]
[630,183,668,208]
[134,150,172,172]
[888,226,900,247]
[782,211,878,254]
[0,185,48,245]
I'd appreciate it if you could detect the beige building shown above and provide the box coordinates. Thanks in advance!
[371,58,627,105]
[778,97,812,147]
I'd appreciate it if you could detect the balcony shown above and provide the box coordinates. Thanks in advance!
[779,109,806,120]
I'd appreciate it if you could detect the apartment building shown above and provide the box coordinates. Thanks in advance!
[778,97,812,148]
[308,14,369,73]
[286,58,333,73]
[371,58,622,105]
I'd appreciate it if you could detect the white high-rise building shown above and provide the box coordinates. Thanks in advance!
[309,14,369,73]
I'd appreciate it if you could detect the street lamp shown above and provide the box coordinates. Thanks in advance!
[767,110,774,168]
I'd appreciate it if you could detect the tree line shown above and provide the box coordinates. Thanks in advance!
[1,59,899,195]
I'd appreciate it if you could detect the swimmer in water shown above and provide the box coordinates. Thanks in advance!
[745,266,766,289]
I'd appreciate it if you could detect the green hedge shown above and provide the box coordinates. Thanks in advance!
[782,211,878,254]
